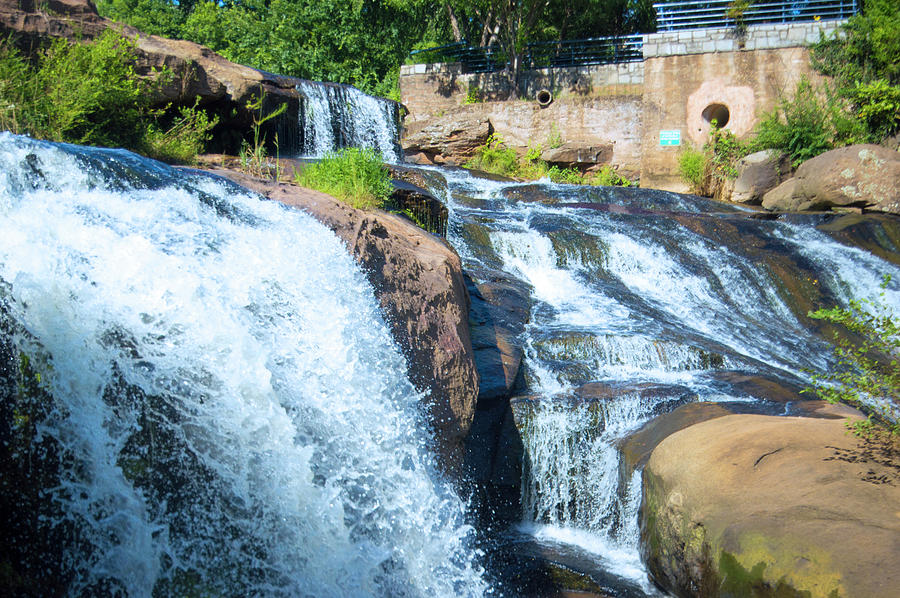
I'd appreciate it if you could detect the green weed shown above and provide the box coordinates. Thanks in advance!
[296,147,393,210]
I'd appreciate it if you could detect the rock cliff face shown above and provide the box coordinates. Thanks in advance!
[206,170,480,475]
[640,407,900,598]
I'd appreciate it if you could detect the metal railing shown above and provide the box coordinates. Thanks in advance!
[653,0,858,31]
[524,35,644,68]
[407,34,644,74]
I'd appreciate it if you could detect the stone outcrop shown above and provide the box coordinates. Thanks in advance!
[206,170,479,475]
[402,111,493,165]
[762,144,900,213]
[641,408,900,598]
[0,0,304,151]
[541,142,613,169]
[730,149,790,204]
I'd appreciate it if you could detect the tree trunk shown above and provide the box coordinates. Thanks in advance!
[446,3,463,43]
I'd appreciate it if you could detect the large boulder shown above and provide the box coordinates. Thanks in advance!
[402,112,493,164]
[730,150,790,204]
[762,145,900,213]
[207,170,479,475]
[641,409,900,598]
[541,142,613,169]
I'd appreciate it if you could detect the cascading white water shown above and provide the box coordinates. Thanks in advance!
[0,133,485,597]
[297,81,400,162]
[423,166,900,594]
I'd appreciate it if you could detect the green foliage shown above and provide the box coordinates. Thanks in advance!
[811,0,900,88]
[464,85,482,104]
[677,123,747,196]
[546,123,564,149]
[96,0,186,38]
[750,77,864,168]
[465,134,523,177]
[465,134,632,186]
[296,147,393,210]
[807,275,900,436]
[239,93,287,178]
[725,0,752,35]
[144,99,219,164]
[546,165,583,184]
[806,0,900,143]
[0,31,215,163]
[848,78,900,141]
[589,164,634,187]
[678,146,708,194]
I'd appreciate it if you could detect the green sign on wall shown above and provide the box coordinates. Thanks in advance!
[659,130,681,146]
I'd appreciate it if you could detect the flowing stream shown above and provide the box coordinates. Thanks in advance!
[0,132,485,597]
[4,78,900,597]
[421,167,900,595]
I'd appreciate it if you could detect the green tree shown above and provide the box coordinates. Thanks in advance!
[808,276,900,436]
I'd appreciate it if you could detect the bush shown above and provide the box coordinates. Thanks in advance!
[677,146,708,194]
[677,123,746,196]
[465,134,523,178]
[0,31,216,163]
[588,164,634,187]
[296,147,393,210]
[808,276,900,436]
[750,77,863,168]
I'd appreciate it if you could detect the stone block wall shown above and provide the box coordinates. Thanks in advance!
[643,19,845,58]
[400,19,847,189]
[399,61,644,123]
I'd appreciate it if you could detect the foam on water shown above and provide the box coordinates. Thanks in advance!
[0,133,485,597]
[297,81,400,162]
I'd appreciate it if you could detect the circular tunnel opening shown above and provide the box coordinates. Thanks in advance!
[702,103,730,128]
[536,89,553,107]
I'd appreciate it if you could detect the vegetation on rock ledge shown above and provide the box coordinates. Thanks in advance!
[296,147,394,211]
[0,30,216,163]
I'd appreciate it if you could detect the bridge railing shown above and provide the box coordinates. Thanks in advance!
[652,0,857,32]
[407,34,644,74]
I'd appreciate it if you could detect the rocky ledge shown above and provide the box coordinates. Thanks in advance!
[640,406,900,598]
[205,169,479,475]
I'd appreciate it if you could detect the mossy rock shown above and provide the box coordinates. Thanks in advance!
[640,413,900,598]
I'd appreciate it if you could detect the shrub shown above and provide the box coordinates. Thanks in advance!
[589,164,634,187]
[465,134,524,178]
[807,276,900,436]
[0,31,216,163]
[296,147,393,210]
[677,146,708,194]
[749,77,863,168]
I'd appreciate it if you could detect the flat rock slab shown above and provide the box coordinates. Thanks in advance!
[641,411,900,598]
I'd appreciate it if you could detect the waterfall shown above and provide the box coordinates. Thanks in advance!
[424,166,900,594]
[0,133,485,597]
[296,80,401,162]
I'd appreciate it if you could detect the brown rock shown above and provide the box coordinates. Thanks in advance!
[731,150,790,204]
[760,177,803,211]
[402,112,493,163]
[762,145,900,213]
[541,142,613,168]
[205,169,479,475]
[641,411,900,598]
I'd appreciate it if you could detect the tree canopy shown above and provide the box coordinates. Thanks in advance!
[97,0,658,98]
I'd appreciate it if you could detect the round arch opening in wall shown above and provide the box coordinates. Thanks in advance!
[701,103,730,128]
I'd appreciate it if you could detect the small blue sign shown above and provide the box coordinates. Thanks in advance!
[659,130,681,146]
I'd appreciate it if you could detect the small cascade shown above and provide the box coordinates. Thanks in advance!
[420,166,900,594]
[0,133,484,597]
[296,80,401,161]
